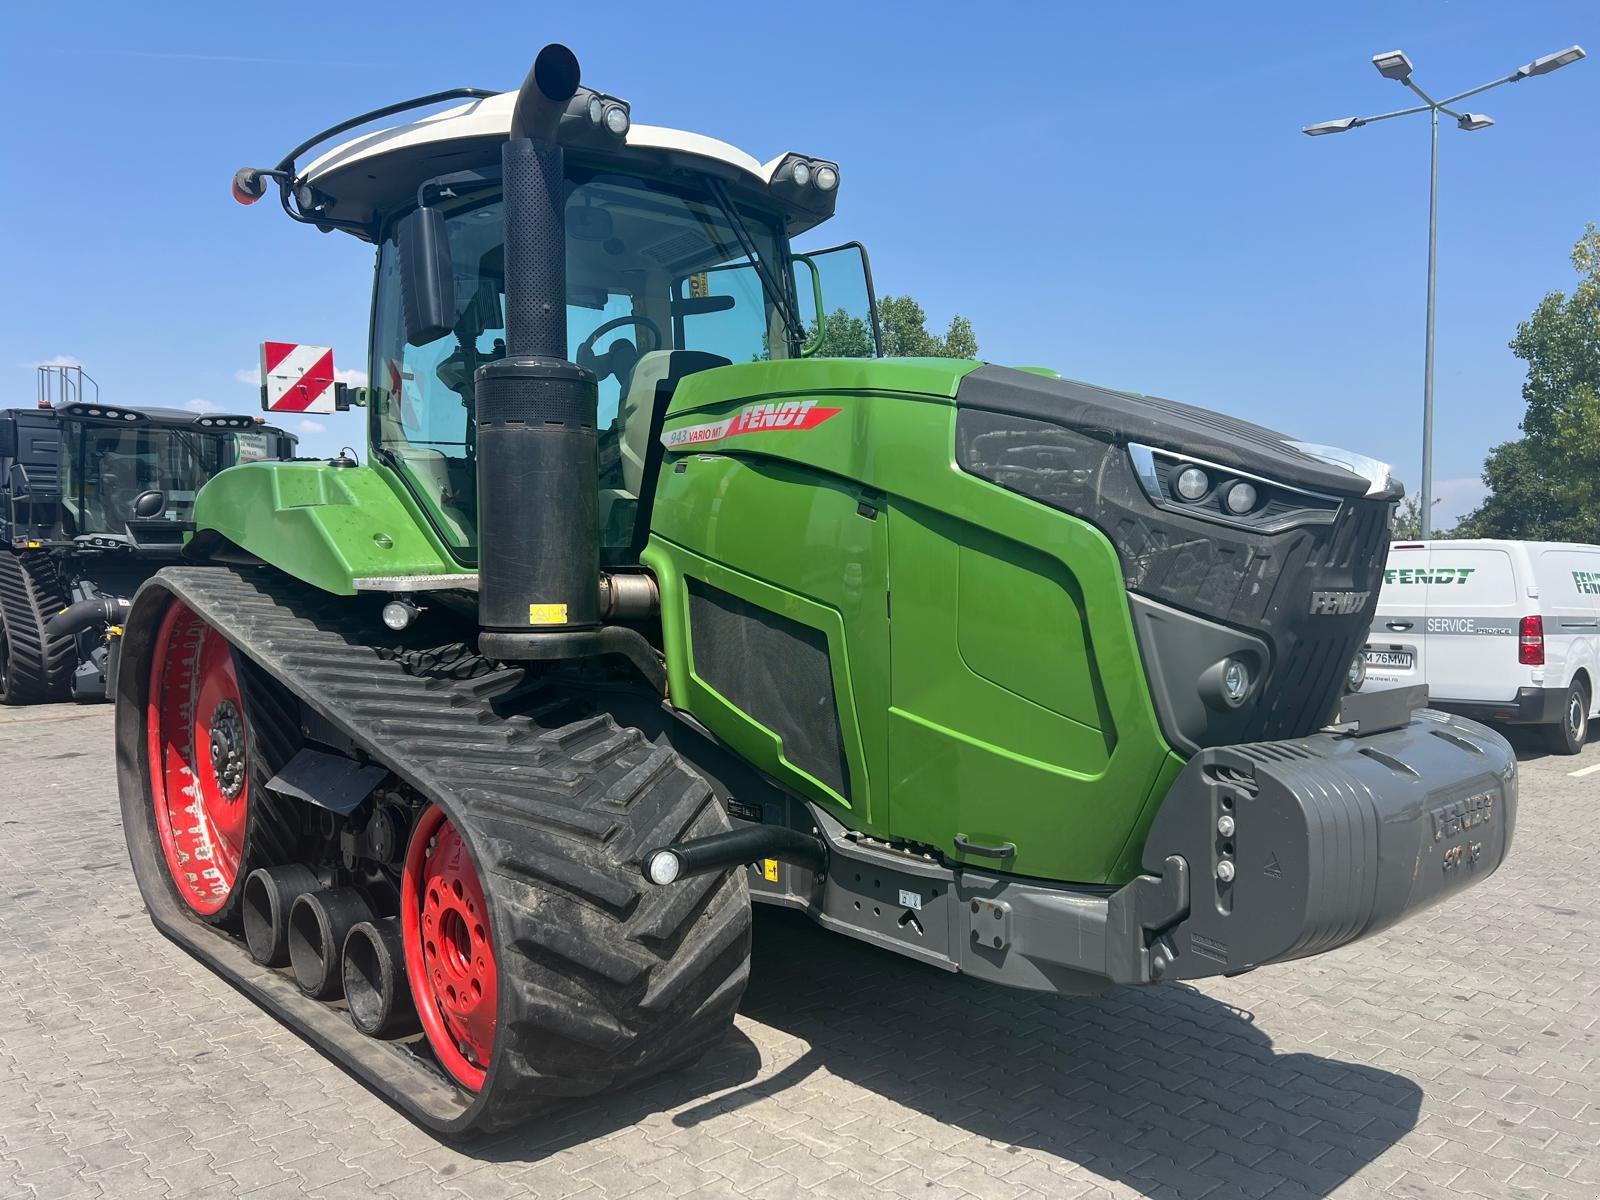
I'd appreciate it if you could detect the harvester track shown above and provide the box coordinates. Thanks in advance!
[115,565,751,1136]
[0,551,75,705]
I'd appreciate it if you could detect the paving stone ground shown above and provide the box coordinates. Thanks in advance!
[0,702,1594,1199]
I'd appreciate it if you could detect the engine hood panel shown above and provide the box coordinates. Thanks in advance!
[954,364,1387,501]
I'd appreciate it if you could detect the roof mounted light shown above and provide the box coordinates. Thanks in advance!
[231,167,271,206]
[560,87,630,148]
[770,154,842,211]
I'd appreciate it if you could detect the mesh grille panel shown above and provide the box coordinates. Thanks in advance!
[687,579,850,798]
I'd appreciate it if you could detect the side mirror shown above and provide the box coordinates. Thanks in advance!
[397,206,455,347]
[132,489,166,519]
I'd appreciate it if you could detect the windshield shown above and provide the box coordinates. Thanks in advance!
[371,167,799,561]
[62,423,229,536]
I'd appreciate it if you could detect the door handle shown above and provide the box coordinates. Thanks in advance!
[1385,621,1413,632]
[954,834,1016,860]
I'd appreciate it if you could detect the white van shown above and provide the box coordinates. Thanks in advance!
[1363,539,1600,753]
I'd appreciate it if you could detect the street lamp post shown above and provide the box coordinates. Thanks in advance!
[1304,45,1585,538]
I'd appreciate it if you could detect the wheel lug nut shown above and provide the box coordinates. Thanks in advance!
[1216,860,1236,882]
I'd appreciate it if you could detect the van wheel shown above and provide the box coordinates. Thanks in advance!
[1544,680,1589,756]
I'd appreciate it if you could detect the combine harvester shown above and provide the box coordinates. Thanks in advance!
[116,46,1517,1135]
[0,364,295,703]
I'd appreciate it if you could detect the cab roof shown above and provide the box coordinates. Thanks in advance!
[298,90,830,237]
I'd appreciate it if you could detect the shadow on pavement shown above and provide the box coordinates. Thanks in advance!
[470,908,1421,1198]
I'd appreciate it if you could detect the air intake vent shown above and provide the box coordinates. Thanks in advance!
[687,579,850,798]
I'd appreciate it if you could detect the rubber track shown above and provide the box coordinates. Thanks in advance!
[0,552,75,705]
[141,566,751,1132]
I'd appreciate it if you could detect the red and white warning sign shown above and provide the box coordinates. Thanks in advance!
[260,341,336,414]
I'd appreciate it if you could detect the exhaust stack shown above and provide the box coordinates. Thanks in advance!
[474,44,601,648]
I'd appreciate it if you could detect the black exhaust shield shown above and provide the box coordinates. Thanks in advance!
[1141,706,1516,980]
[474,44,601,637]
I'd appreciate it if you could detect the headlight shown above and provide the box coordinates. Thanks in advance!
[1128,444,1343,533]
[1347,653,1366,692]
[814,165,838,191]
[603,104,630,135]
[791,161,812,188]
[1175,466,1209,500]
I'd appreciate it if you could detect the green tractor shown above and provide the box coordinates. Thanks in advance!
[116,46,1516,1136]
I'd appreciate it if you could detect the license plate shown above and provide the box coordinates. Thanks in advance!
[1364,648,1414,669]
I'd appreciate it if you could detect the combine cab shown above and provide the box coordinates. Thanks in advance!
[0,364,295,702]
[115,46,1517,1136]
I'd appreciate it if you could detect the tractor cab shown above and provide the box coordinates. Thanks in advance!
[258,87,881,564]
[1,397,295,555]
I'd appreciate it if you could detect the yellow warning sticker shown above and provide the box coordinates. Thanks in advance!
[528,603,569,625]
[762,858,780,883]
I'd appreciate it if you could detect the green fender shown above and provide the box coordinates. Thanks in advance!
[188,461,466,596]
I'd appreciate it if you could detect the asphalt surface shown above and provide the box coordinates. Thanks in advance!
[0,703,1594,1199]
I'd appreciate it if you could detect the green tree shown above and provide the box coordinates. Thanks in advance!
[807,307,876,358]
[808,294,980,360]
[1391,495,1426,539]
[1460,224,1600,540]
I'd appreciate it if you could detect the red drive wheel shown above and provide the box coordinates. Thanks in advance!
[402,804,498,1091]
[146,600,252,916]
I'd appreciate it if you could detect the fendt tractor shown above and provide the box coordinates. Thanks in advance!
[115,46,1516,1135]
[1,364,296,704]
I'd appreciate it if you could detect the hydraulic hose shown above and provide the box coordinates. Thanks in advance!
[44,596,130,641]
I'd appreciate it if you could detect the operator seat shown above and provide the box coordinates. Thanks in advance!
[616,350,730,496]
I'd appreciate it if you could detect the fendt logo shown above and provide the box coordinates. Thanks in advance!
[662,400,842,449]
[1574,571,1600,595]
[1309,590,1371,615]
[1383,567,1476,585]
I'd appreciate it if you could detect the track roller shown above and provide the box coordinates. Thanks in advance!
[243,865,322,967]
[288,888,375,1000]
[343,917,421,1039]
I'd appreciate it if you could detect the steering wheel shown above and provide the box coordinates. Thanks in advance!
[575,316,662,393]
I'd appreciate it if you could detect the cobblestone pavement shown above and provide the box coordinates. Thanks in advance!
[0,702,1594,1200]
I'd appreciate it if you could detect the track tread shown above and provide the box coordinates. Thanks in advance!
[0,552,76,705]
[137,566,751,1132]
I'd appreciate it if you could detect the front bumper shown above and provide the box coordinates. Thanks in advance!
[733,694,1516,994]
[1431,686,1565,727]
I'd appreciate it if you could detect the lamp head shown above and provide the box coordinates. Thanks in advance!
[1372,50,1414,81]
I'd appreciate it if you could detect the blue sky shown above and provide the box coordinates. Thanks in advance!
[3,2,1594,526]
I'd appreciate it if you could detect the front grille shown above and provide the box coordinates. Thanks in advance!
[955,406,1392,749]
[1240,497,1391,740]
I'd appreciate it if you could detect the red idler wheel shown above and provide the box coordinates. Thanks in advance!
[402,804,498,1091]
[146,599,253,916]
